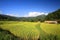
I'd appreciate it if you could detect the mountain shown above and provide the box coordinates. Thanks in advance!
[0,9,60,21]
[0,14,46,22]
[46,9,60,20]
[0,14,20,21]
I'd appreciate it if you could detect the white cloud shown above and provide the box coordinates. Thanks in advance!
[6,13,20,17]
[24,12,48,17]
[0,11,48,17]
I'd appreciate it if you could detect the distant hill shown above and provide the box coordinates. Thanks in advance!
[0,14,46,22]
[1,9,60,21]
[46,9,60,20]
[0,14,20,21]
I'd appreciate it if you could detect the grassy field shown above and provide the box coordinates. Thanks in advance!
[0,21,60,40]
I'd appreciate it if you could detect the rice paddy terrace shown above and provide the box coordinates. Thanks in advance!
[0,21,60,40]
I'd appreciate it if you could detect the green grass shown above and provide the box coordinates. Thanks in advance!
[0,21,60,40]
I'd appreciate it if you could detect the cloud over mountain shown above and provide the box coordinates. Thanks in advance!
[24,12,48,17]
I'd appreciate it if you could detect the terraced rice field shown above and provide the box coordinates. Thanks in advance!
[0,21,60,40]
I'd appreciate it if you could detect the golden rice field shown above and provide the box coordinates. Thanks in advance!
[0,21,60,40]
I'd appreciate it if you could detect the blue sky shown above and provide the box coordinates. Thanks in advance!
[0,0,60,17]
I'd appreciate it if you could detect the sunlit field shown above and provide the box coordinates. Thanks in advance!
[0,21,60,40]
[0,21,39,40]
